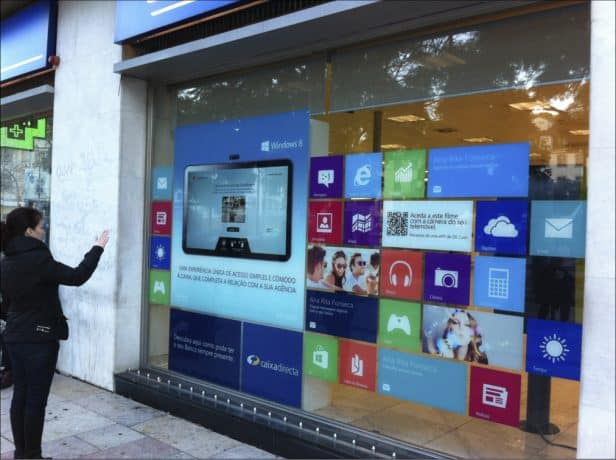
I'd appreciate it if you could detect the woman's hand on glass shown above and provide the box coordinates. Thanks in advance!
[95,230,110,248]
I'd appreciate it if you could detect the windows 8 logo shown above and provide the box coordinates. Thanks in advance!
[247,354,261,366]
[260,139,302,152]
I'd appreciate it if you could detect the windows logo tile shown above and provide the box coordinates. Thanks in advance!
[150,236,171,270]
[526,318,582,381]
[475,200,528,255]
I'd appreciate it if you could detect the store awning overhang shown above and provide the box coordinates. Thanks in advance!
[0,84,53,120]
[113,0,537,85]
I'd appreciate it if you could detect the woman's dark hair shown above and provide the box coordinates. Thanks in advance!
[0,207,43,250]
[329,250,347,288]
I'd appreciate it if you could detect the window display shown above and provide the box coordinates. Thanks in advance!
[146,4,590,457]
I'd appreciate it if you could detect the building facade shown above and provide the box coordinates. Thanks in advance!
[1,1,614,458]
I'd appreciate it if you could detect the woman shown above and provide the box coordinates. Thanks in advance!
[0,207,109,459]
[428,309,488,364]
[324,250,347,290]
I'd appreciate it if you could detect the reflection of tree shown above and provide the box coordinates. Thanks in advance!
[177,63,318,124]
[330,5,589,111]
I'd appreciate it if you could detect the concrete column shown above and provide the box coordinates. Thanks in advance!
[577,1,615,457]
[50,1,146,389]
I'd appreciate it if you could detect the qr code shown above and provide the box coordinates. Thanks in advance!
[386,211,408,236]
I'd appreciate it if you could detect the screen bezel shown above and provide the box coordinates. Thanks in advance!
[182,159,293,261]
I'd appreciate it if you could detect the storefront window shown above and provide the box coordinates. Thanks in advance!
[146,4,589,458]
[1,114,53,241]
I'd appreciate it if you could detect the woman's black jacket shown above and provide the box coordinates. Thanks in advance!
[0,236,103,342]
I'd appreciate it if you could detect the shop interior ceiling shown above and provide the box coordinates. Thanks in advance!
[319,82,589,167]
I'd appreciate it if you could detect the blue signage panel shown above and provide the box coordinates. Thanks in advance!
[427,143,529,198]
[168,309,241,389]
[1,0,56,82]
[378,348,467,414]
[170,111,309,331]
[526,318,582,381]
[115,0,239,43]
[305,290,378,343]
[241,323,302,408]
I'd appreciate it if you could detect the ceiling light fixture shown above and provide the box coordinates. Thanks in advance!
[463,137,494,143]
[569,129,589,136]
[386,114,426,123]
[380,144,406,150]
[508,101,552,111]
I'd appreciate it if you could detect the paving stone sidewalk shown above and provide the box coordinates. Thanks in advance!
[1,372,276,459]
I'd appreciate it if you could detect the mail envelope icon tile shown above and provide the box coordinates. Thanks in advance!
[152,167,173,200]
[530,200,587,258]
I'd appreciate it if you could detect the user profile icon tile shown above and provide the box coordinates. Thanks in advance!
[308,201,342,244]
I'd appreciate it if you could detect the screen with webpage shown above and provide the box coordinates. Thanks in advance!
[183,160,292,260]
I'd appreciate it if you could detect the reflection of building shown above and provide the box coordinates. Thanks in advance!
[1,1,614,459]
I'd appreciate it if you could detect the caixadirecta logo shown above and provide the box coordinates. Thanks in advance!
[246,353,299,376]
[246,354,261,366]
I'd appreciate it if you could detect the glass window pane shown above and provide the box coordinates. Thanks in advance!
[1,115,53,242]
[330,5,589,112]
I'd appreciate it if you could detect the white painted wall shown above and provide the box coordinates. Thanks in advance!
[577,1,616,458]
[50,1,146,390]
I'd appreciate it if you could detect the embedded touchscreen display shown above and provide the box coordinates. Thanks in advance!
[183,160,292,261]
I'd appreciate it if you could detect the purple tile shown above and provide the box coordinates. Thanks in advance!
[310,156,343,198]
[424,253,471,306]
[343,201,382,247]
